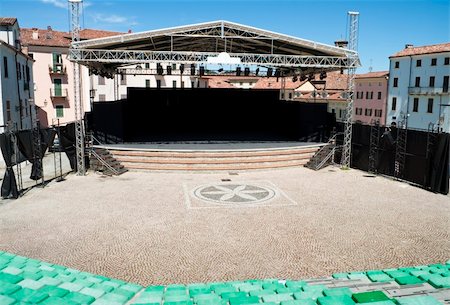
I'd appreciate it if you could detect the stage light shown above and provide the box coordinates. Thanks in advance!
[300,74,307,81]
[255,68,260,76]
[340,68,344,74]
[308,73,315,80]
[244,67,250,76]
[199,66,205,76]
[191,64,196,76]
[180,64,185,74]
[292,75,298,82]
[218,68,224,73]
[167,65,172,75]
[320,71,327,80]
[136,64,142,70]
[267,68,273,77]
[236,67,242,76]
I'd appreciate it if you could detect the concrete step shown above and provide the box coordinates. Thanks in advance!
[121,159,309,171]
[114,152,315,165]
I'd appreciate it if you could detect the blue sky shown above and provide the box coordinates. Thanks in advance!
[1,0,449,73]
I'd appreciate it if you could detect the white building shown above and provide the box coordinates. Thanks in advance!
[0,18,34,133]
[387,43,450,132]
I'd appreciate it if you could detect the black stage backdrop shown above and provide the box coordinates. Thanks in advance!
[89,88,332,143]
[342,123,449,195]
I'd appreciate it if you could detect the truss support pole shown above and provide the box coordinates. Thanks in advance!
[69,0,85,175]
[341,11,359,169]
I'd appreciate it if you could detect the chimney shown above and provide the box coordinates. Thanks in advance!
[47,26,52,31]
[405,44,414,49]
[128,29,132,33]
[334,40,348,48]
[46,26,53,40]
[32,28,39,40]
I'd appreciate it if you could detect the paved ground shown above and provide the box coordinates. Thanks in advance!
[0,166,448,287]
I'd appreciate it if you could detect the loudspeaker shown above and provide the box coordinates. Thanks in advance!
[166,66,172,75]
[236,67,241,76]
[267,68,273,77]
[199,66,205,76]
[244,67,250,76]
[157,63,163,75]
[190,64,196,76]
[180,64,185,74]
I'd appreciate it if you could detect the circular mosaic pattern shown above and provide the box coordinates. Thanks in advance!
[193,183,276,205]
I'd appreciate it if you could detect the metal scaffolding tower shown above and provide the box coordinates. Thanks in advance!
[341,11,359,169]
[394,114,408,179]
[69,0,86,175]
[368,119,380,174]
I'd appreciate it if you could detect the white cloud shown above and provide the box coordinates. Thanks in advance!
[92,13,137,25]
[40,0,67,9]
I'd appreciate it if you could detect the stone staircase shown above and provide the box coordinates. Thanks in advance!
[89,147,128,175]
[107,145,324,171]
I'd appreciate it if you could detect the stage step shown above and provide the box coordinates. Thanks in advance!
[89,148,128,175]
[105,145,323,171]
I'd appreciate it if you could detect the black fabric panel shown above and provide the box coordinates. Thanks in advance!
[429,133,449,194]
[0,133,19,199]
[59,123,76,170]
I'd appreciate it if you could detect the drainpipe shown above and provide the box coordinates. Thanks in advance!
[14,51,22,130]
[405,55,413,128]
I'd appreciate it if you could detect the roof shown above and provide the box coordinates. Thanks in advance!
[312,71,349,90]
[390,42,450,58]
[73,20,354,58]
[0,40,34,61]
[356,71,389,79]
[0,18,17,26]
[253,77,305,90]
[20,27,122,48]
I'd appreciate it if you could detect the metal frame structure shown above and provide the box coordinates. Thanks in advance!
[69,0,85,175]
[68,2,360,174]
[340,12,359,169]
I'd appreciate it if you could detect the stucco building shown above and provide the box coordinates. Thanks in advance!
[387,43,450,132]
[354,71,389,125]
[0,18,34,133]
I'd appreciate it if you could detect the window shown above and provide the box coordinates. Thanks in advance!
[28,53,34,59]
[429,76,435,87]
[173,80,177,88]
[375,109,383,117]
[120,74,126,85]
[339,109,343,118]
[393,78,398,87]
[377,92,382,99]
[3,57,8,78]
[443,76,449,93]
[6,101,11,122]
[415,76,420,87]
[56,105,64,118]
[355,108,363,115]
[427,98,433,113]
[394,61,399,69]
[365,91,369,99]
[191,81,195,88]
[365,108,372,116]
[288,93,292,99]
[445,57,450,65]
[145,63,150,69]
[156,79,161,88]
[172,64,177,70]
[98,94,106,102]
[370,92,374,99]
[17,63,21,80]
[145,79,150,88]
[98,76,105,85]
[392,97,397,110]
[413,98,419,112]
[431,58,437,66]
[416,59,422,67]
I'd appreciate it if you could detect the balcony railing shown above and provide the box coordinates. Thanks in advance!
[49,63,67,74]
[50,88,68,98]
[408,87,449,95]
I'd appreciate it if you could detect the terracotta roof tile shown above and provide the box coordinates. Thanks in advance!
[390,42,450,58]
[0,18,17,26]
[20,27,122,47]
[356,71,389,79]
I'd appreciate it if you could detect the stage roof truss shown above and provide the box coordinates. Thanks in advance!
[70,20,360,75]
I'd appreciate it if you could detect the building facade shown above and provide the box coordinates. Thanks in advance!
[387,43,450,132]
[354,71,389,125]
[0,18,34,133]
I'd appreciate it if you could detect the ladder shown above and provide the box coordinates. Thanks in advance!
[394,117,407,179]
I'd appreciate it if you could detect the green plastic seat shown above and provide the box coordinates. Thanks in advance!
[395,276,424,285]
[352,291,390,303]
[317,295,355,305]
[322,288,352,297]
[395,295,442,305]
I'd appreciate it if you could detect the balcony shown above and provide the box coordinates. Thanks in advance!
[50,88,68,99]
[49,63,67,75]
[408,87,449,95]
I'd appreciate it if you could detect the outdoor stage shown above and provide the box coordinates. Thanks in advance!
[96,141,324,171]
